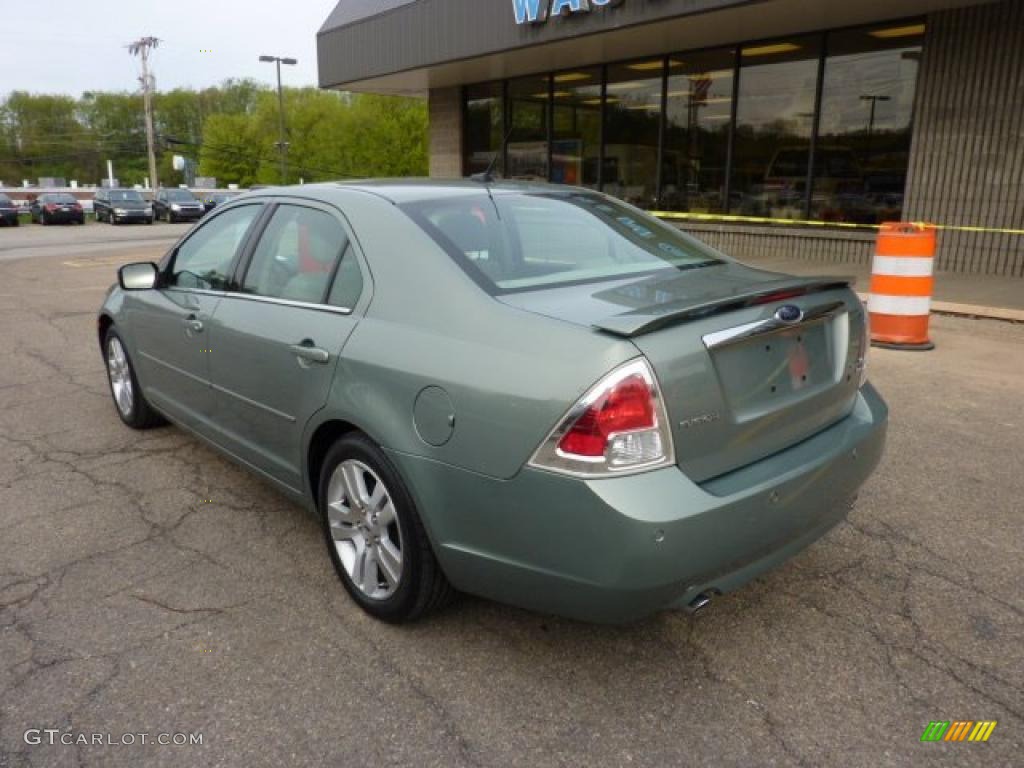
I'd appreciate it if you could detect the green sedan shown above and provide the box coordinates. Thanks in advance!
[97,181,887,623]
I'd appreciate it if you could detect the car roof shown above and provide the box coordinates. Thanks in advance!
[237,179,585,205]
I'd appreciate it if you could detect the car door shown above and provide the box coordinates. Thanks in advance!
[206,201,366,491]
[126,203,265,432]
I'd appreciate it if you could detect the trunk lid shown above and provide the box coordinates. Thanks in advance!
[499,262,867,482]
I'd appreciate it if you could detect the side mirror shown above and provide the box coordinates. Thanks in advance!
[119,262,159,291]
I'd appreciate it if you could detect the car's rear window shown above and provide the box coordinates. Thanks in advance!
[52,194,77,203]
[401,191,720,294]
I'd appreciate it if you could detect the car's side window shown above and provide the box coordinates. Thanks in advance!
[241,204,351,305]
[169,205,262,291]
[326,242,364,309]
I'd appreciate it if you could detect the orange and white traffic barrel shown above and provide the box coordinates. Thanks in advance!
[868,222,936,351]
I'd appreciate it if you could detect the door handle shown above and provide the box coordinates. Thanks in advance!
[290,341,329,365]
[184,314,204,335]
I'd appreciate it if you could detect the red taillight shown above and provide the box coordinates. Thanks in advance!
[557,374,656,458]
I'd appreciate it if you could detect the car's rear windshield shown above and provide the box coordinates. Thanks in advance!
[110,190,143,202]
[51,194,77,204]
[165,189,196,201]
[400,191,721,294]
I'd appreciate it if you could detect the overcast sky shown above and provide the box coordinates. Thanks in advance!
[3,0,340,98]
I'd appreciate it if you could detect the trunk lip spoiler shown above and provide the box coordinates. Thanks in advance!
[591,276,854,338]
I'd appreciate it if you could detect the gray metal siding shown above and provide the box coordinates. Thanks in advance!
[318,0,752,88]
[904,0,1024,276]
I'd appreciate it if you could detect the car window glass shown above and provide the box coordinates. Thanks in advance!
[326,243,363,309]
[170,205,261,291]
[404,192,720,293]
[241,204,348,305]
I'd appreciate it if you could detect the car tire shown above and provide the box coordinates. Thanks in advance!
[103,328,166,430]
[318,433,455,623]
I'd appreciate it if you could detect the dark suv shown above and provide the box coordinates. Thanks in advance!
[31,193,84,225]
[0,193,18,226]
[95,188,154,225]
[152,188,204,223]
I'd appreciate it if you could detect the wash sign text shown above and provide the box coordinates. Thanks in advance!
[513,0,625,25]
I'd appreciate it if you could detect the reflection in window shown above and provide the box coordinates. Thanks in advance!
[662,49,736,213]
[463,82,505,177]
[811,24,924,223]
[507,75,550,180]
[551,69,602,188]
[732,37,821,219]
[604,60,664,209]
[242,205,346,304]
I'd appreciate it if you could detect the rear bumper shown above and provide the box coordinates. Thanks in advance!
[390,383,888,623]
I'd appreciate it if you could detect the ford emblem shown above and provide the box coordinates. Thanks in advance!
[775,304,804,324]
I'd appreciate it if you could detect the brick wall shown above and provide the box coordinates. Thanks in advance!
[428,87,463,179]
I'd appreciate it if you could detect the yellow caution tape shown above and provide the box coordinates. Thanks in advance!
[649,210,1024,236]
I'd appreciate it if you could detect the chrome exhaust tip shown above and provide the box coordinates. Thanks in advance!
[687,593,713,614]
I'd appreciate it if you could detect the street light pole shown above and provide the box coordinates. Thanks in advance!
[259,55,297,185]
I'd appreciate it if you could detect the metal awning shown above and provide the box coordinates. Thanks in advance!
[317,0,995,95]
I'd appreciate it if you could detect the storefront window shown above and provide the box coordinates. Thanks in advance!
[551,69,602,188]
[662,49,736,213]
[463,82,504,176]
[460,21,924,225]
[811,24,924,223]
[731,36,821,219]
[603,60,663,209]
[507,75,550,180]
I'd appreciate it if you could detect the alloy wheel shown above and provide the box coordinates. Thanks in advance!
[326,460,404,600]
[106,337,134,417]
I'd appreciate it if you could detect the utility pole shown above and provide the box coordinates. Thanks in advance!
[129,37,160,193]
[259,55,297,185]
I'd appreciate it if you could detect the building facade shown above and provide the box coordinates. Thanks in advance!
[318,0,1024,276]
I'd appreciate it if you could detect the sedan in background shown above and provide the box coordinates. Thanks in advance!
[97,181,887,624]
[153,188,204,223]
[0,193,19,226]
[95,188,154,225]
[202,191,239,215]
[31,193,84,225]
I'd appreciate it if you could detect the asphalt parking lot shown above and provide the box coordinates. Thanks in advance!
[1,224,1021,767]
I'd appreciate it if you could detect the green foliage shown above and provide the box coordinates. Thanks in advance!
[0,81,428,188]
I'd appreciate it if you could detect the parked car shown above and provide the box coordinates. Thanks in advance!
[31,193,84,225]
[95,188,154,225]
[97,181,887,624]
[201,191,239,215]
[152,188,204,223]
[0,193,18,226]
